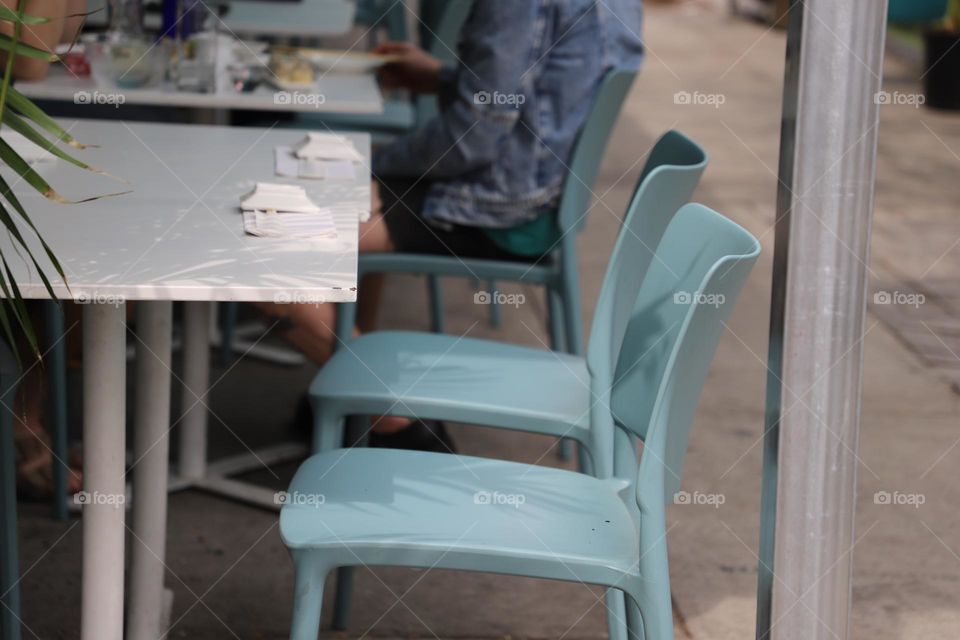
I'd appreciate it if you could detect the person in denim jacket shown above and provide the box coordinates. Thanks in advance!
[369,0,644,261]
[263,0,643,449]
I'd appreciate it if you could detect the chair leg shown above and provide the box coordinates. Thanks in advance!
[561,275,584,357]
[43,302,69,520]
[290,553,331,640]
[546,288,574,461]
[312,402,347,454]
[559,271,585,464]
[624,591,645,640]
[623,581,672,640]
[334,301,358,351]
[331,566,354,630]
[605,589,629,640]
[220,302,238,366]
[428,275,445,334]
[547,288,566,352]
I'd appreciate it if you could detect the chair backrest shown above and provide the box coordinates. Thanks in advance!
[581,132,707,476]
[556,69,638,236]
[585,130,709,383]
[607,204,760,504]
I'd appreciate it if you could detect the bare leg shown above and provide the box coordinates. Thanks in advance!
[255,211,395,366]
[13,327,82,499]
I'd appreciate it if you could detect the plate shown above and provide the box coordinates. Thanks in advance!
[304,50,400,74]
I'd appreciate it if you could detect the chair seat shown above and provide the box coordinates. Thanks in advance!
[280,448,638,571]
[312,331,593,438]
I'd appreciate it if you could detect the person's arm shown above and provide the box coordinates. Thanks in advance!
[373,40,443,94]
[373,0,539,180]
[0,0,67,81]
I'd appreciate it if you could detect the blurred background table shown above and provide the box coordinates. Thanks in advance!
[15,53,384,115]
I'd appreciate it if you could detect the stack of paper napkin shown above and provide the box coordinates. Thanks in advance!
[275,132,362,180]
[240,182,338,239]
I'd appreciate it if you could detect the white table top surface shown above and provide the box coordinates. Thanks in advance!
[2,119,368,303]
[16,68,384,114]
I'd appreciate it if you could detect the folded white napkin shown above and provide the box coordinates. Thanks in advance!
[293,132,363,162]
[240,182,338,239]
[243,210,338,239]
[275,146,358,181]
[241,182,322,214]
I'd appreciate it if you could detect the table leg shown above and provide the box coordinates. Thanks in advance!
[178,301,210,479]
[81,303,127,640]
[128,301,173,640]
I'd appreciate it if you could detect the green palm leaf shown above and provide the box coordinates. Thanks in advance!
[7,86,90,148]
[0,0,126,363]
[0,7,48,24]
[2,110,122,180]
[0,33,57,61]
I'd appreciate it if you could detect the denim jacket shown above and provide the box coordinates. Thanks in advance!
[372,0,644,229]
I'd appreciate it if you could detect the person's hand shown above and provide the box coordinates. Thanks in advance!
[373,41,443,94]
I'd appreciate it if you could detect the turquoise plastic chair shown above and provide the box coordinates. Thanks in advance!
[281,201,761,640]
[337,69,641,464]
[338,68,636,355]
[1,340,21,640]
[329,127,706,455]
[321,128,708,636]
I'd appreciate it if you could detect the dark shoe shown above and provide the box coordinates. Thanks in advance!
[369,420,457,454]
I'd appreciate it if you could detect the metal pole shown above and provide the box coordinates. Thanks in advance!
[757,2,887,640]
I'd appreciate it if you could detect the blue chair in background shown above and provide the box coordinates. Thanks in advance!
[1,339,22,640]
[338,68,637,358]
[324,125,708,458]
[307,129,710,637]
[337,69,640,464]
[281,199,761,640]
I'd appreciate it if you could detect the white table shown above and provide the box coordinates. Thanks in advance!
[2,119,366,640]
[16,67,384,114]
